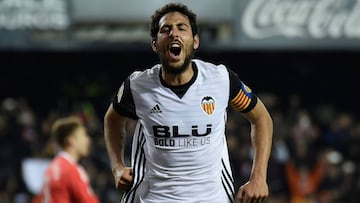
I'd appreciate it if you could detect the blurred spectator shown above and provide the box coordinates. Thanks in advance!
[317,150,357,203]
[284,109,325,203]
[285,156,325,203]
[320,112,354,152]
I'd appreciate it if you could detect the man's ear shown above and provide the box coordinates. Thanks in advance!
[193,34,200,50]
[66,136,75,147]
[151,39,157,52]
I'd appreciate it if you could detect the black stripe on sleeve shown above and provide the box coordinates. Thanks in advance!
[112,77,138,119]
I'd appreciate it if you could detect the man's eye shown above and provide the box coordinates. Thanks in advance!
[178,26,187,31]
[161,27,170,33]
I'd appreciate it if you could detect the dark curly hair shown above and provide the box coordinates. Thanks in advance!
[150,3,198,39]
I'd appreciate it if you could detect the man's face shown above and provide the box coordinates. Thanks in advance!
[152,11,199,74]
[72,126,91,158]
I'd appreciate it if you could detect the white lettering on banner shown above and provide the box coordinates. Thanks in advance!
[242,0,360,39]
[0,0,69,30]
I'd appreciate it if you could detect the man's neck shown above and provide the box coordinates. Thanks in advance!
[60,149,79,163]
[161,63,194,86]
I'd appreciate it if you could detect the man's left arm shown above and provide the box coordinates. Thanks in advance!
[237,98,273,202]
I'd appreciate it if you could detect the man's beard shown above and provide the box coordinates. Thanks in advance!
[161,50,194,75]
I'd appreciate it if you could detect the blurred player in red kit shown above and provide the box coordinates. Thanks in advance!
[32,116,99,203]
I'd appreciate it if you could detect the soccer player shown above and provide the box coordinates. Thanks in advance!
[32,116,99,203]
[104,3,273,203]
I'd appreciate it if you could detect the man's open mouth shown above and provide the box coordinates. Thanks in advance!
[169,44,181,57]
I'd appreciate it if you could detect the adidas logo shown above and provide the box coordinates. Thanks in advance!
[150,104,162,113]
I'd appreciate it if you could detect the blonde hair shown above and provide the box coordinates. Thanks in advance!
[51,116,83,148]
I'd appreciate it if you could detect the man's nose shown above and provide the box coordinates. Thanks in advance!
[169,28,180,38]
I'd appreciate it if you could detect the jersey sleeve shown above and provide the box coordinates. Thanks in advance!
[112,77,138,119]
[228,68,257,113]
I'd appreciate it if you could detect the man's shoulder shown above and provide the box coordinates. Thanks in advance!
[45,155,75,178]
[129,64,160,80]
[193,59,228,73]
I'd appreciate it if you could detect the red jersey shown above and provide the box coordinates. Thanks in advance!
[32,152,99,203]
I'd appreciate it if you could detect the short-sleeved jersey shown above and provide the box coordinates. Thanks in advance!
[32,152,99,203]
[113,59,257,203]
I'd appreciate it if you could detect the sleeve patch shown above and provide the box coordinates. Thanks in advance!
[241,82,253,98]
[230,82,254,111]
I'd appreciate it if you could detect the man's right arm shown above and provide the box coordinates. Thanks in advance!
[104,104,133,190]
[104,104,127,174]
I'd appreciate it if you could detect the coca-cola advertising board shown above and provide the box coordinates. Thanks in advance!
[236,0,360,49]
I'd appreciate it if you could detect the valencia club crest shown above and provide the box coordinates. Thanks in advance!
[201,96,215,115]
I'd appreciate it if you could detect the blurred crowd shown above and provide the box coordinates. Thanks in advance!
[0,91,359,203]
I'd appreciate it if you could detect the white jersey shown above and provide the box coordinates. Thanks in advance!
[114,59,257,203]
